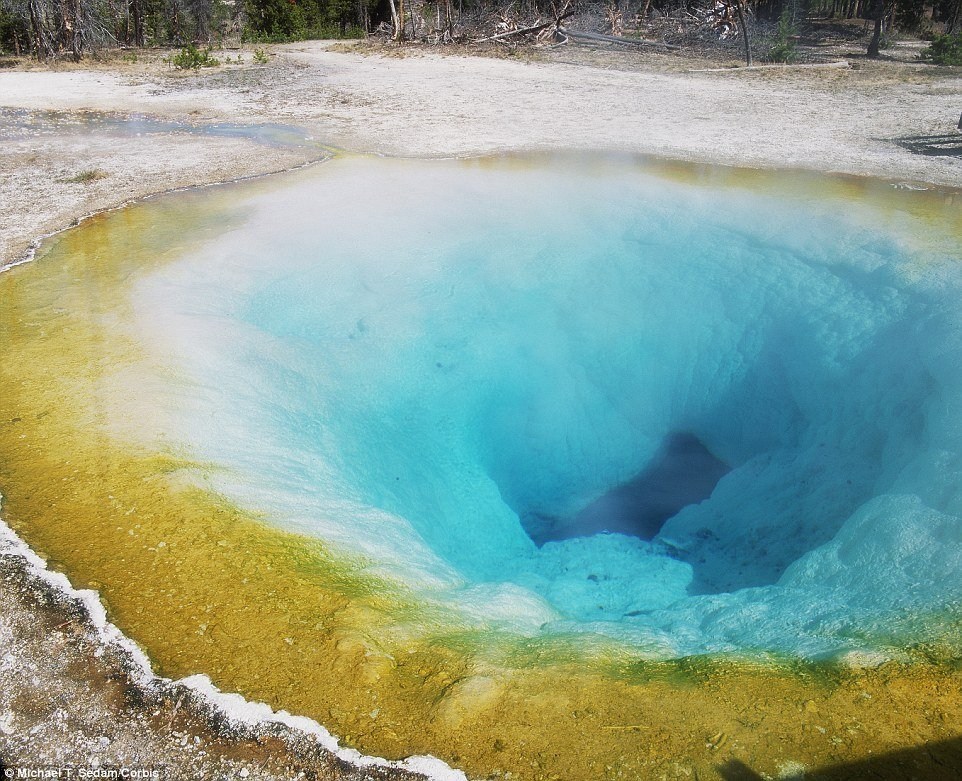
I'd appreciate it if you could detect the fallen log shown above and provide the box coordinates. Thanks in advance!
[562,28,680,50]
[476,7,574,43]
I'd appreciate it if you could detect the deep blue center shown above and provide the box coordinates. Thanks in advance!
[136,156,962,658]
[521,432,730,545]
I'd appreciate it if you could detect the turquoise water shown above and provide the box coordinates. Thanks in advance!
[128,155,962,660]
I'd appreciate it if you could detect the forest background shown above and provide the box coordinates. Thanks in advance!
[1,0,961,66]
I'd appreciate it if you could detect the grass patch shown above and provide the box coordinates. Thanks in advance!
[61,169,108,185]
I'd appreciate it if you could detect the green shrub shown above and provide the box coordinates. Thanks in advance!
[242,0,371,43]
[920,33,962,65]
[241,25,364,43]
[767,10,798,63]
[253,46,269,63]
[171,43,220,69]
[768,39,797,63]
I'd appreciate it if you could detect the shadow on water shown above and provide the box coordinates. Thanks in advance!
[895,133,962,158]
[717,735,962,780]
[522,432,730,546]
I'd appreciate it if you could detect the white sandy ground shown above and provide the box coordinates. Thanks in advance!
[1,40,961,266]
[0,40,961,778]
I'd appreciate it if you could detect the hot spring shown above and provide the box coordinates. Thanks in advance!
[122,154,962,657]
[3,152,962,778]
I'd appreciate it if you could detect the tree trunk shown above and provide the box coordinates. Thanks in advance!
[63,0,84,60]
[28,0,53,58]
[735,0,752,66]
[130,0,144,45]
[387,0,400,38]
[866,0,883,57]
[169,0,181,43]
[947,0,961,34]
[444,0,453,39]
[360,0,370,34]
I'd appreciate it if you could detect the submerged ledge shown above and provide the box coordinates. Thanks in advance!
[3,149,962,780]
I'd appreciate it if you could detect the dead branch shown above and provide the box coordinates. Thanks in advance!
[562,28,680,49]
[475,4,573,42]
